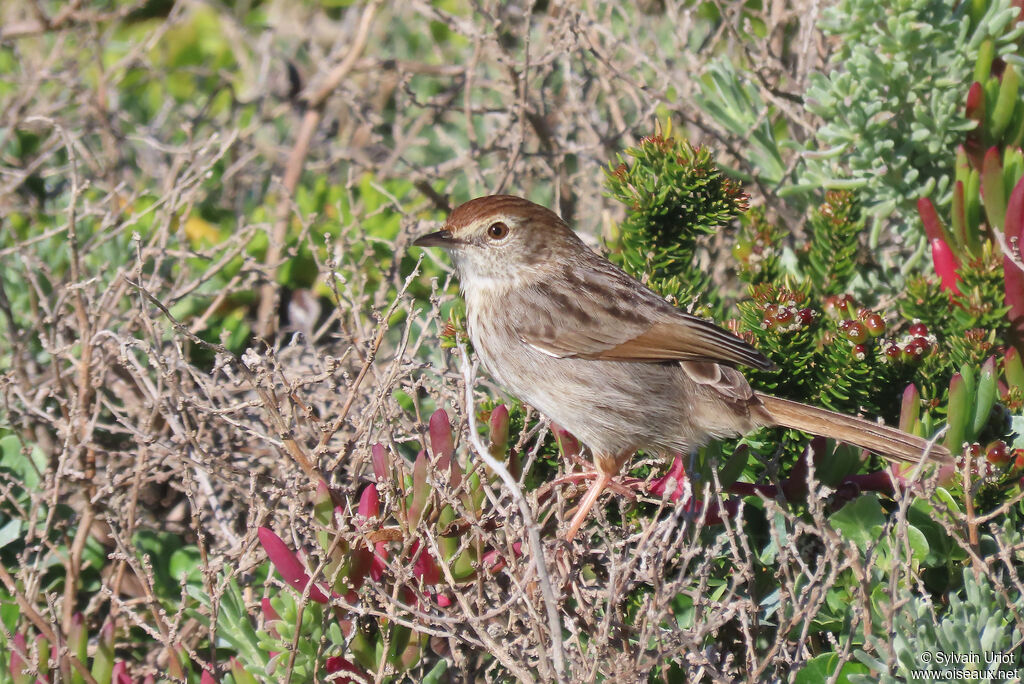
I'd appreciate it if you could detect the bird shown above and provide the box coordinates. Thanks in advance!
[414,194,952,540]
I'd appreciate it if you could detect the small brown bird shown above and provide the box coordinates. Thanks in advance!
[414,195,951,540]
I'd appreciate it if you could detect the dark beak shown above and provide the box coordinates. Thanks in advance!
[413,229,457,248]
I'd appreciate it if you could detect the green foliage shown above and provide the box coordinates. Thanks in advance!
[803,191,865,296]
[601,123,1024,680]
[694,61,789,187]
[604,128,749,310]
[732,206,785,285]
[798,0,1022,239]
[851,561,1024,683]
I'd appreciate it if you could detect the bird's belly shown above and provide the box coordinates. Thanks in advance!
[473,331,698,455]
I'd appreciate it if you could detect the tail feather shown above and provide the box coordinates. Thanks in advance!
[755,393,951,465]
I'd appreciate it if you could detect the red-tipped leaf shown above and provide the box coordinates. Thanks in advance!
[357,484,379,519]
[1004,176,1024,345]
[371,443,389,481]
[407,450,429,528]
[113,661,134,684]
[931,238,962,294]
[429,409,454,463]
[489,405,510,456]
[410,541,441,585]
[261,597,280,621]
[900,384,921,435]
[257,527,329,603]
[917,197,946,243]
[325,656,366,684]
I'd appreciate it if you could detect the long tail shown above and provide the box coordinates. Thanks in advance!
[755,392,952,465]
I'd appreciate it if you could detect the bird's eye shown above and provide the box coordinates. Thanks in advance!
[487,221,510,240]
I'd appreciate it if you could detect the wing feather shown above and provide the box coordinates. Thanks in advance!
[514,253,776,371]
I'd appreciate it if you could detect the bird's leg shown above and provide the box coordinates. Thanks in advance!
[546,471,638,497]
[564,470,612,541]
[563,451,631,541]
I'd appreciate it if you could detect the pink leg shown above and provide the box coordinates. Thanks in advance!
[547,471,637,498]
[564,470,613,541]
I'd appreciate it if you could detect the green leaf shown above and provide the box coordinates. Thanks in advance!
[829,494,886,552]
[422,659,449,684]
[169,546,202,586]
[796,653,871,683]
[0,519,22,550]
[0,435,46,491]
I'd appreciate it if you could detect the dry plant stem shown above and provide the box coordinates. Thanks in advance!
[422,535,537,684]
[962,453,980,551]
[1,0,86,38]
[323,259,424,470]
[256,0,382,338]
[0,564,99,684]
[125,277,326,484]
[33,118,100,636]
[458,344,566,683]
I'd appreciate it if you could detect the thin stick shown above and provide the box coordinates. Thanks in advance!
[457,344,565,681]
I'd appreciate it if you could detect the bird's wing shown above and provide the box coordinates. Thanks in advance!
[513,254,775,371]
[521,314,775,370]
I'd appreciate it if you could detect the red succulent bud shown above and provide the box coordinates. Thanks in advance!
[917,197,947,243]
[10,633,27,682]
[357,484,379,519]
[797,308,816,325]
[325,656,367,683]
[410,541,441,586]
[986,441,1010,466]
[908,321,929,337]
[864,313,885,336]
[482,542,524,574]
[113,662,134,684]
[429,409,454,462]
[840,320,868,344]
[552,424,582,457]
[966,81,984,120]
[261,597,281,622]
[906,336,931,357]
